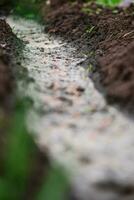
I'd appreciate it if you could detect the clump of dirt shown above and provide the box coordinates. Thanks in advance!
[44,2,134,108]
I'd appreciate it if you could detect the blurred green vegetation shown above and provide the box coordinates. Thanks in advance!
[97,0,121,7]
[49,0,122,7]
[11,0,42,19]
[0,99,69,200]
[0,0,124,16]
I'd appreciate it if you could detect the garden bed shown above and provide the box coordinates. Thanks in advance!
[44,2,134,110]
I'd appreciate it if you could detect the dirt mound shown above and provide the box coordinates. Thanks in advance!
[45,3,91,41]
[96,6,134,106]
[44,3,134,108]
[0,19,17,110]
[100,42,134,105]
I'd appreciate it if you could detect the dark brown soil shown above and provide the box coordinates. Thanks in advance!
[0,19,16,111]
[44,3,91,45]
[44,2,134,109]
[100,41,134,106]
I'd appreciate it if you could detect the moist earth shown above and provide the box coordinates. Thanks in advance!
[0,19,16,110]
[44,2,134,109]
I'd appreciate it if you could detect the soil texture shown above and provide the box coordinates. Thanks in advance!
[0,19,16,111]
[44,2,134,109]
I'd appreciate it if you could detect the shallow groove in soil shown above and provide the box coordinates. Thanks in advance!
[7,16,134,200]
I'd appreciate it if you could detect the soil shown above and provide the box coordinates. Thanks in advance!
[0,19,16,111]
[44,2,134,109]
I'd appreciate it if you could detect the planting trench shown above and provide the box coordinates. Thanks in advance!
[7,16,134,200]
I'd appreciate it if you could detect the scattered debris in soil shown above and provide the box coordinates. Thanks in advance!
[44,2,134,109]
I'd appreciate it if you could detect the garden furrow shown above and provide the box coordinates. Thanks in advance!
[7,16,134,200]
